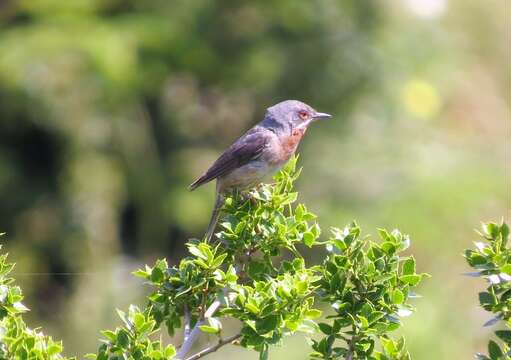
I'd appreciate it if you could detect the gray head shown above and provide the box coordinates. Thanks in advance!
[263,100,331,131]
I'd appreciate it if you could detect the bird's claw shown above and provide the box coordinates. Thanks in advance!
[240,192,257,204]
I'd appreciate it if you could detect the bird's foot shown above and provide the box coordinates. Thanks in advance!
[240,191,255,203]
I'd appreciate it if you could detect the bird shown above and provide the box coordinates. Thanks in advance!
[189,100,331,240]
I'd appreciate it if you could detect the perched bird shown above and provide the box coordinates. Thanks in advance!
[189,100,331,240]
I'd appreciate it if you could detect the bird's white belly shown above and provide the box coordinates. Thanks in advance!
[218,160,280,192]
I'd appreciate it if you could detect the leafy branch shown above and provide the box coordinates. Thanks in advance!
[465,221,511,360]
[0,243,71,360]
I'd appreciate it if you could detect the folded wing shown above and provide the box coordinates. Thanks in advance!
[189,127,270,191]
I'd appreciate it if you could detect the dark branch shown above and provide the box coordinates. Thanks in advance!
[184,304,191,341]
[185,333,242,360]
[175,299,222,359]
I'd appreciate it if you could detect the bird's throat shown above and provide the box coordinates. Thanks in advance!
[279,126,306,161]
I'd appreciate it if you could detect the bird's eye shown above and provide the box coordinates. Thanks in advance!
[298,110,309,120]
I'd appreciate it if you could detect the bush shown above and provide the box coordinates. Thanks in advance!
[0,238,70,359]
[0,159,427,359]
[465,221,511,360]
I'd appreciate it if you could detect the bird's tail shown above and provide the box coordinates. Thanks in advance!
[205,189,224,241]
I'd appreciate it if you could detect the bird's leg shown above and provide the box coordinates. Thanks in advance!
[240,191,252,203]
[239,182,266,203]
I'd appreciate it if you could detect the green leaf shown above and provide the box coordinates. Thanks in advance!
[255,315,279,334]
[495,330,511,345]
[259,344,269,360]
[188,244,208,260]
[165,345,177,358]
[47,343,63,356]
[465,250,488,266]
[402,258,416,276]
[484,223,500,240]
[359,315,369,329]
[199,243,214,262]
[297,319,319,334]
[208,317,222,332]
[400,274,422,286]
[378,229,391,242]
[502,222,510,242]
[12,301,28,312]
[116,309,129,327]
[479,292,497,307]
[488,340,503,360]
[295,204,305,220]
[117,329,130,348]
[132,269,149,279]
[211,253,228,268]
[151,266,165,283]
[245,303,260,315]
[247,261,267,279]
[501,264,511,275]
[303,232,315,247]
[101,330,117,342]
[296,280,308,294]
[305,309,322,319]
[285,319,299,331]
[199,325,220,334]
[133,312,145,331]
[318,323,333,335]
[381,242,396,255]
[391,289,405,305]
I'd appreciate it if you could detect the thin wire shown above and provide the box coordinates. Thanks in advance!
[12,272,103,277]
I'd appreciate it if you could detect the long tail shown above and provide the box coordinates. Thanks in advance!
[205,189,224,241]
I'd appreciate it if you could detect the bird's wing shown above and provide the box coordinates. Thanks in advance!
[189,127,271,191]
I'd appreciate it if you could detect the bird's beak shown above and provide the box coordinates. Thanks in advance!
[312,112,332,120]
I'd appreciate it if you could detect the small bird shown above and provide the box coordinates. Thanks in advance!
[189,100,331,240]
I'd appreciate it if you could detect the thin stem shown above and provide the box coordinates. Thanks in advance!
[346,351,354,360]
[185,333,241,360]
[345,340,354,360]
[345,325,356,360]
[175,299,222,359]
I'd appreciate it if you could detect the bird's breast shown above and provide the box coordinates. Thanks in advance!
[272,127,307,164]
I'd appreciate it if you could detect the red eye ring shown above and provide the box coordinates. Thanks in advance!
[298,110,308,119]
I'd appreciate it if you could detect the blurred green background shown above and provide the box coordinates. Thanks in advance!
[1,0,510,358]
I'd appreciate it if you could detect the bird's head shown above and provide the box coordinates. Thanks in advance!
[264,100,332,131]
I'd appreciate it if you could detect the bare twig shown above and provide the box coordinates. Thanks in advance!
[175,299,222,359]
[185,333,241,360]
[346,347,354,360]
[345,325,356,360]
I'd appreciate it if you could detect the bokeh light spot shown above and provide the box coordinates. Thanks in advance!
[404,0,447,19]
[401,79,441,119]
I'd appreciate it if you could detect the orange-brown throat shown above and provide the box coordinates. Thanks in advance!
[280,126,306,159]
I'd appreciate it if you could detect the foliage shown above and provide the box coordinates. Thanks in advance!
[134,157,427,360]
[0,241,175,360]
[312,226,427,360]
[0,242,71,360]
[85,305,176,360]
[0,158,426,359]
[465,221,511,360]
